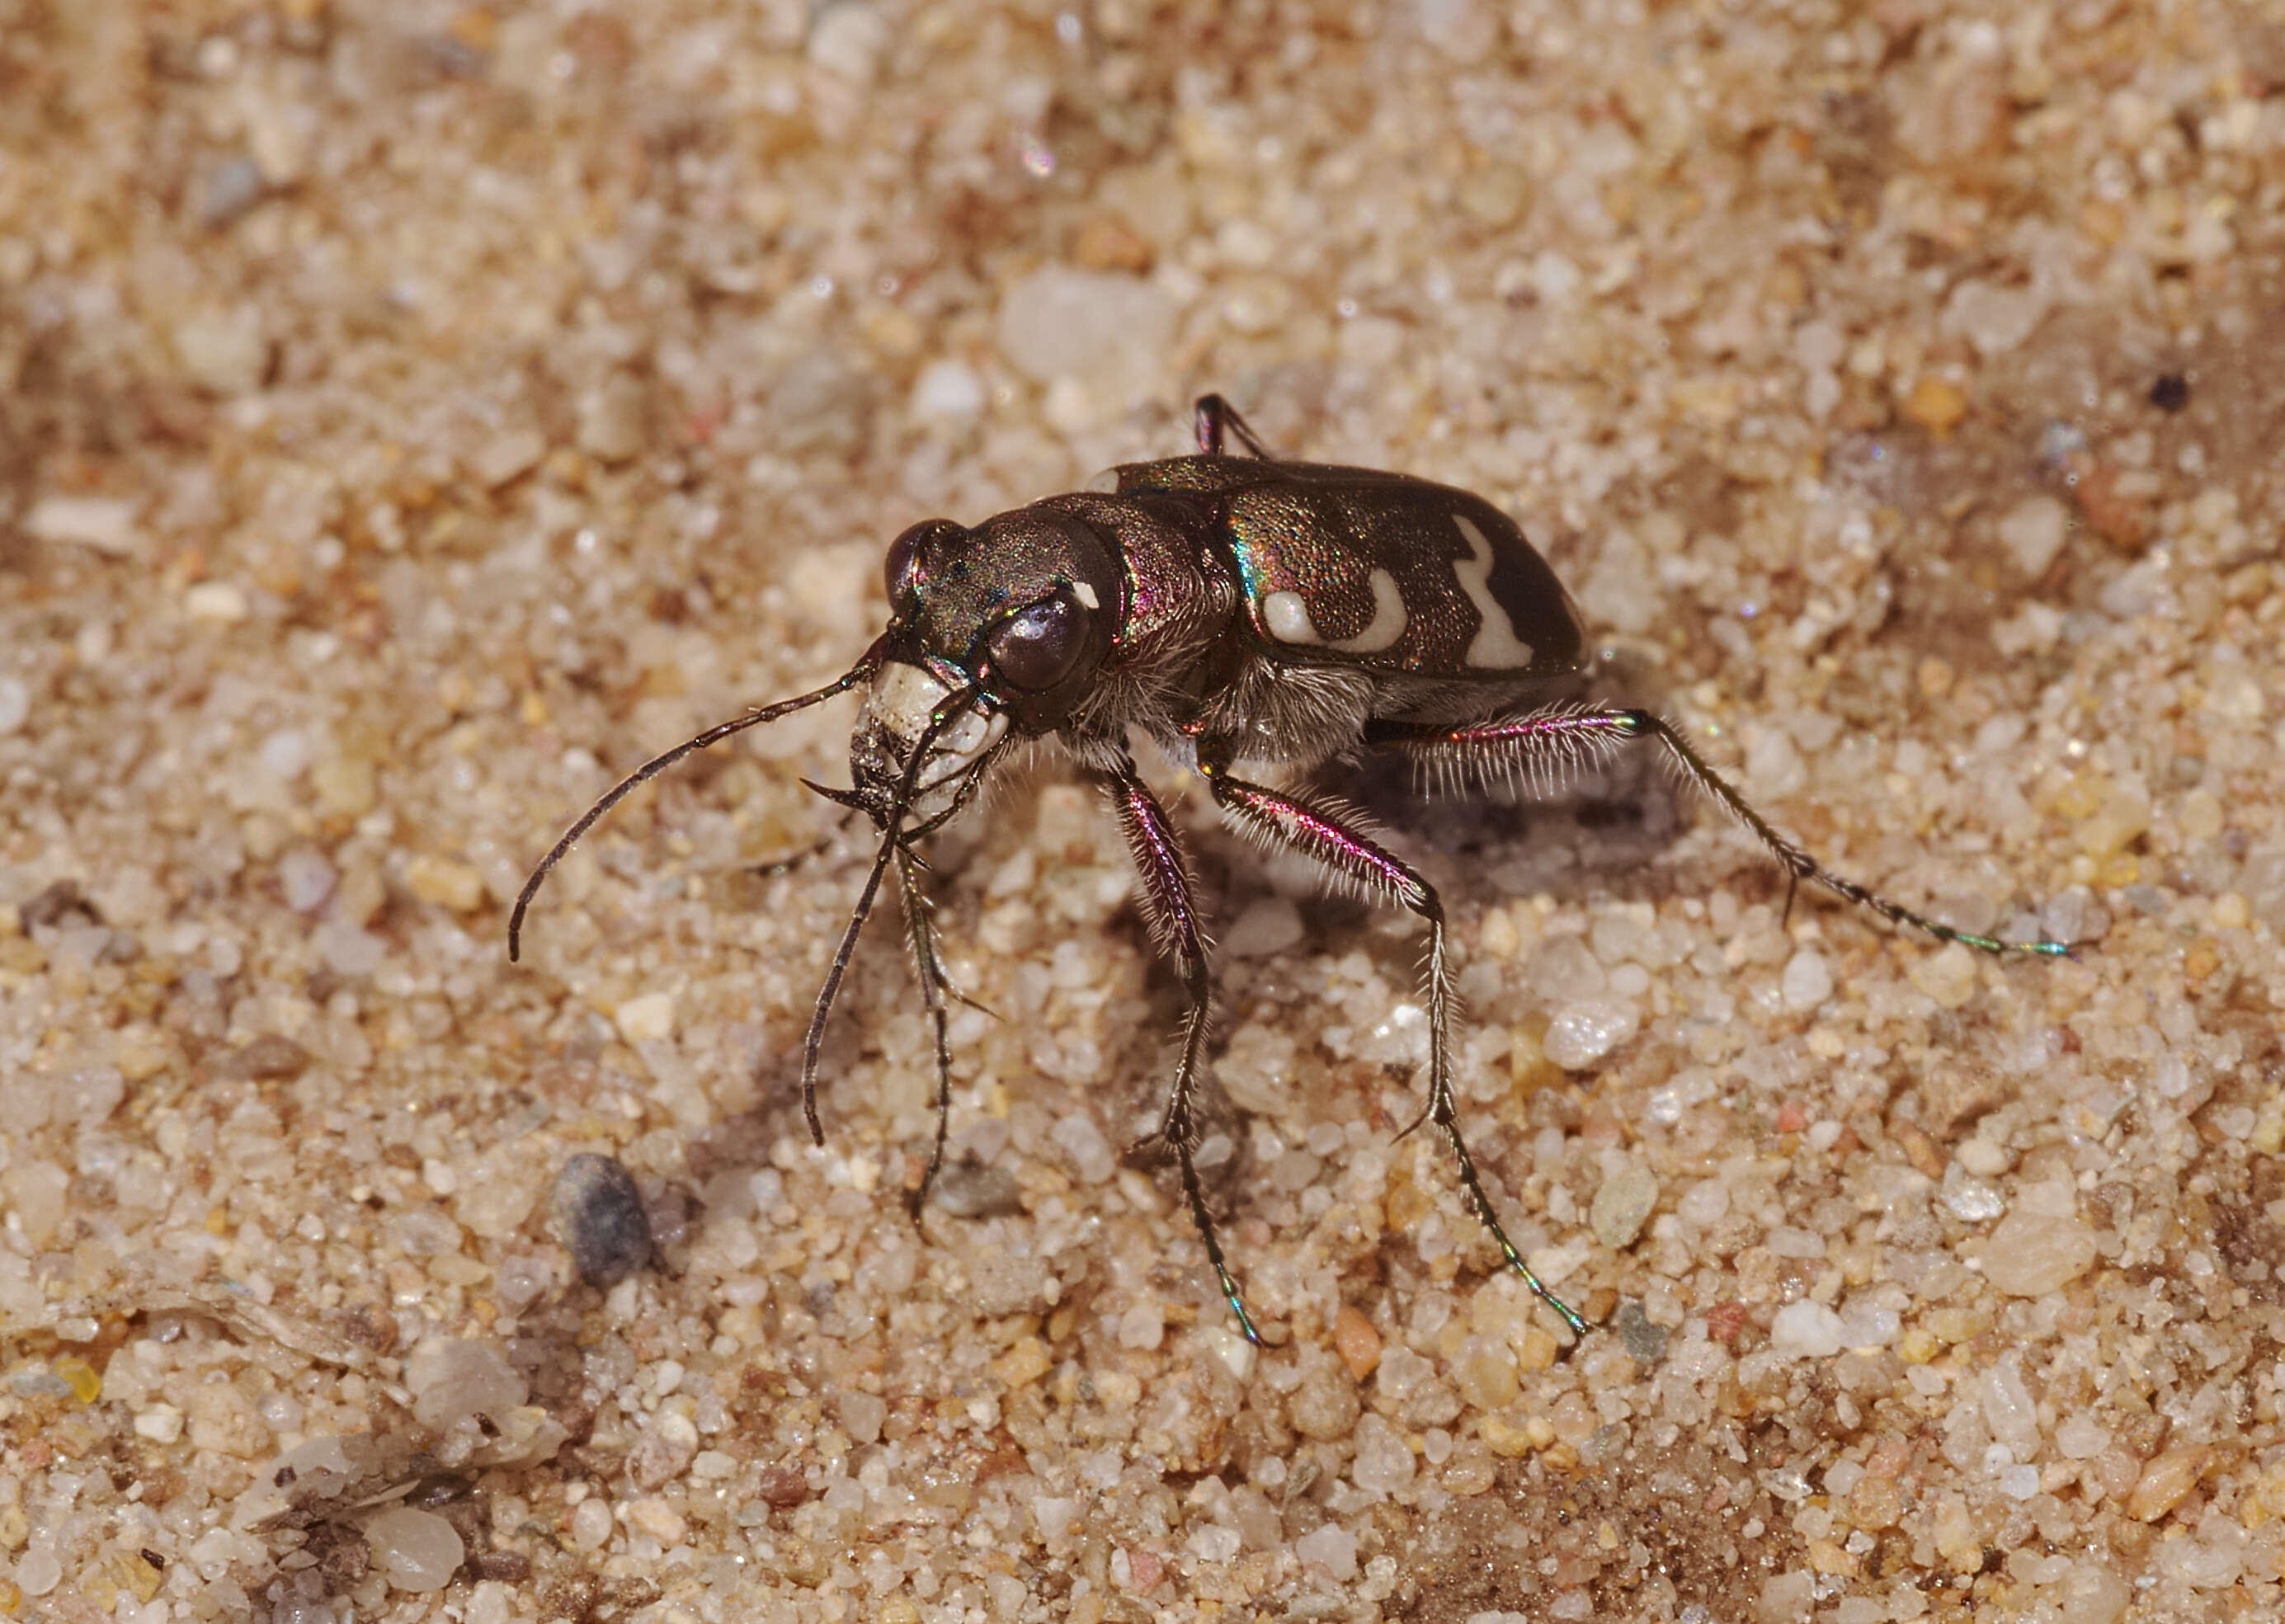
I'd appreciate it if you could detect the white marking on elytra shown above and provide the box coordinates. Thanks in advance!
[1072,580,1100,610]
[1260,569,1407,653]
[1451,512,1535,668]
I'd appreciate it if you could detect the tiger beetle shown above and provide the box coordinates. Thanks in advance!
[511,394,2070,1346]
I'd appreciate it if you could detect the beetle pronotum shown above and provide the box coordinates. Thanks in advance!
[512,395,2066,1344]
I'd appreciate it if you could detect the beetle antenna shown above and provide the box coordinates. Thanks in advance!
[798,687,982,1144]
[509,655,879,962]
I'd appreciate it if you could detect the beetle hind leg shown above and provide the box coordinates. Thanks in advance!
[1199,760,1590,1339]
[1369,705,2073,957]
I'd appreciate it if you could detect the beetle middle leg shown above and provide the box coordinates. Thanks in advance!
[1099,757,1260,1343]
[1197,749,1591,1339]
[1366,704,2072,958]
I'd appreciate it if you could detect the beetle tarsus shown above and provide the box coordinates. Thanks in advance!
[1622,708,2074,957]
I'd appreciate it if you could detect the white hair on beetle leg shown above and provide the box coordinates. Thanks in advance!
[1409,699,1632,802]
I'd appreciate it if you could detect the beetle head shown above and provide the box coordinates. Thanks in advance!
[842,506,1121,831]
[882,506,1121,732]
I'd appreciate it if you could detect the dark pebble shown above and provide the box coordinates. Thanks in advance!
[223,1033,313,1081]
[755,1464,810,1508]
[200,156,266,229]
[553,1154,654,1287]
[21,878,97,930]
[1614,1299,1670,1364]
[927,1155,1024,1219]
[466,1551,532,1583]
[2147,372,2189,412]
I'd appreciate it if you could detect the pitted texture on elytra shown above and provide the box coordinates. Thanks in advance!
[1105,455,1585,683]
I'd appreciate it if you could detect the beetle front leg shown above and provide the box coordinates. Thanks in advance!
[893,844,959,1217]
[1100,760,1262,1344]
[1197,754,1590,1340]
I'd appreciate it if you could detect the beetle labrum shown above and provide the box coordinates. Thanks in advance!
[511,395,2067,1344]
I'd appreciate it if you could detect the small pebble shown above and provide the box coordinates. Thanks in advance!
[1590,1161,1658,1250]
[1542,999,1639,1069]
[612,990,676,1044]
[134,1402,186,1443]
[406,854,486,914]
[199,155,266,228]
[1287,1358,1360,1441]
[1331,1303,1383,1380]
[2126,1443,2210,1522]
[276,847,337,911]
[1452,1342,1519,1411]
[26,493,140,554]
[1997,495,2071,577]
[625,1498,686,1553]
[1779,949,1831,1013]
[0,675,26,737]
[1980,1356,2040,1458]
[185,581,250,622]
[835,1389,888,1445]
[1222,896,1306,958]
[1981,1211,2096,1297]
[626,1411,700,1490]
[575,374,647,463]
[995,267,1173,406]
[1902,375,1967,435]
[175,304,270,392]
[1769,1301,1845,1358]
[568,1498,615,1549]
[2056,1415,2110,1459]
[1350,1413,1416,1494]
[365,1507,464,1592]
[1116,1302,1165,1351]
[470,428,547,490]
[1294,1523,1357,1582]
[313,756,378,817]
[15,1546,60,1598]
[912,359,984,418]
[553,1153,655,1287]
[1908,943,1978,1009]
[808,0,887,81]
[1049,1111,1115,1184]
[406,1337,526,1430]
[223,1033,313,1081]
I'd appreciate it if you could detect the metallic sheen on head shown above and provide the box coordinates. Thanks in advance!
[883,506,1123,732]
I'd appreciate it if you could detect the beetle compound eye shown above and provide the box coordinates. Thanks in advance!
[883,520,953,613]
[984,594,1087,691]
